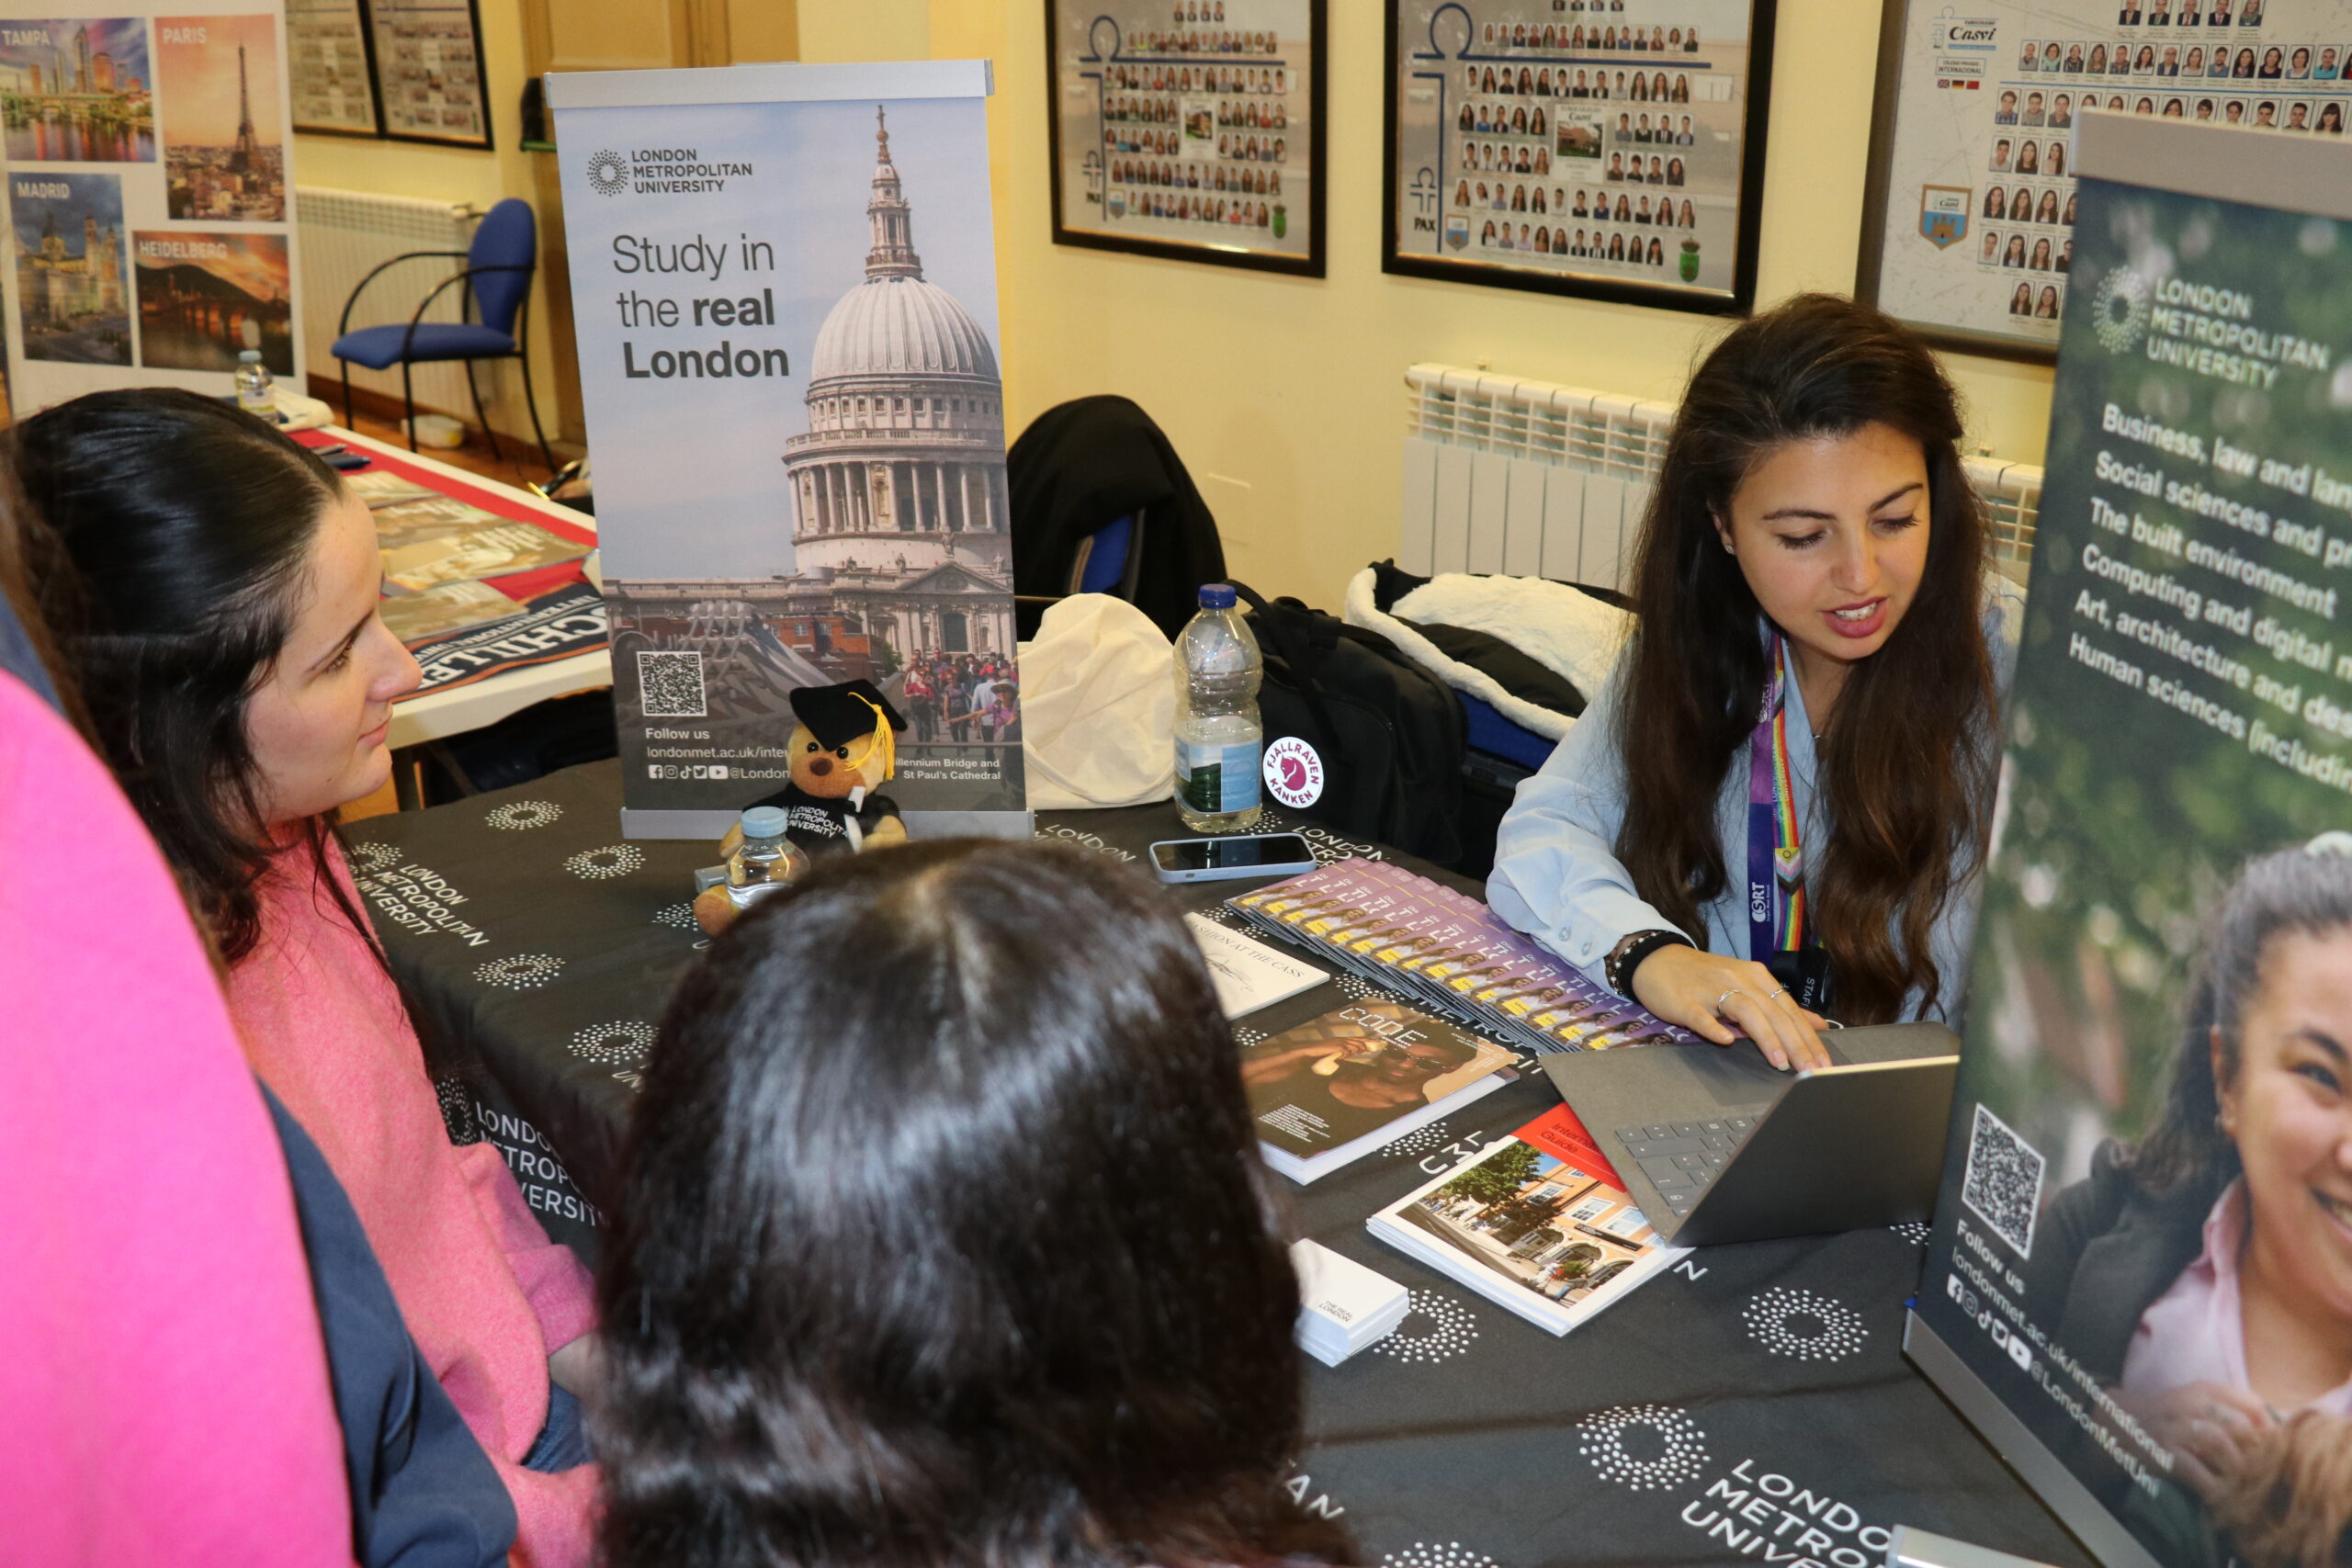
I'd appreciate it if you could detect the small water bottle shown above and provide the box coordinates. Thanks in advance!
[725,805,808,908]
[233,349,274,415]
[1173,582,1264,832]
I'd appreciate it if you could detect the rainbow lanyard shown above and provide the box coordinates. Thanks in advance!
[1746,632,1806,961]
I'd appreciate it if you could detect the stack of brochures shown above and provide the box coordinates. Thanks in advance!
[378,499,594,592]
[345,469,439,509]
[1292,1239,1410,1366]
[1245,999,1517,1183]
[1227,859,1693,1055]
[377,580,525,648]
[1367,1103,1685,1337]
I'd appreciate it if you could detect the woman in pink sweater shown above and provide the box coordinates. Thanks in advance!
[11,390,599,1567]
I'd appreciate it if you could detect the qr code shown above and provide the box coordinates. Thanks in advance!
[1961,1102,2045,1258]
[637,650,707,717]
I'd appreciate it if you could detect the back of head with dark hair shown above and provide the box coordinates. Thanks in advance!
[6,388,343,961]
[598,838,1354,1568]
[2133,839,2352,1200]
[1616,292,1996,1024]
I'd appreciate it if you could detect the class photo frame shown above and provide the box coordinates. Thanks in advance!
[1380,0,1778,315]
[368,0,493,149]
[1046,0,1329,277]
[288,0,387,138]
[1856,0,2352,362]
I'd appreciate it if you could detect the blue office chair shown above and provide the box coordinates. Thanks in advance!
[1012,510,1147,639]
[331,197,557,472]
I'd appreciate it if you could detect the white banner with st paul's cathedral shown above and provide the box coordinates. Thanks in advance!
[548,61,1028,840]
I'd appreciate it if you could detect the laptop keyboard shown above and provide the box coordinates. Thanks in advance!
[1613,1117,1765,1221]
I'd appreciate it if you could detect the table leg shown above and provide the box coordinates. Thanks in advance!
[392,746,422,811]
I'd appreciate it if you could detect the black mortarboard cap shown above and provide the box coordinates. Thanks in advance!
[789,679,908,749]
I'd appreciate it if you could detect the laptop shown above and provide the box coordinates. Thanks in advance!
[1537,1022,1960,1247]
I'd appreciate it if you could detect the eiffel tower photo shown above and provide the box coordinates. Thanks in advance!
[160,15,285,222]
[230,45,258,174]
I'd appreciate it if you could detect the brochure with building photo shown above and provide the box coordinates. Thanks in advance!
[1369,1102,1685,1335]
[1244,1000,1515,1184]
[377,578,520,648]
[345,468,441,509]
[380,517,592,592]
[372,493,514,552]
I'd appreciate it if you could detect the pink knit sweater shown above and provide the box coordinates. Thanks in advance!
[229,840,599,1568]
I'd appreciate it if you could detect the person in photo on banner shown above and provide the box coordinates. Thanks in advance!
[2026,838,2352,1514]
[1489,295,2022,1071]
[6,389,602,1567]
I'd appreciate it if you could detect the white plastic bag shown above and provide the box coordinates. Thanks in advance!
[1017,593,1174,809]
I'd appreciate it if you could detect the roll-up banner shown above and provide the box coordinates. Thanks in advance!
[1,0,300,416]
[546,62,1029,841]
[1912,114,2352,1568]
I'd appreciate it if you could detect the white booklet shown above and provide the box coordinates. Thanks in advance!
[1185,912,1328,1019]
[1368,1103,1687,1336]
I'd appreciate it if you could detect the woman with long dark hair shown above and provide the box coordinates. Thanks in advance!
[1489,295,2018,1069]
[598,839,1355,1568]
[7,389,599,1566]
[2026,838,2352,1498]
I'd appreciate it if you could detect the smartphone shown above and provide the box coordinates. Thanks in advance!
[1149,832,1318,884]
[324,450,373,471]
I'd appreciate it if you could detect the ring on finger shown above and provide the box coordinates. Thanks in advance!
[1713,987,1743,1014]
[1764,986,1791,1002]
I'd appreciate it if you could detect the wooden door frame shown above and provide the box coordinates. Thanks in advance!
[518,0,791,443]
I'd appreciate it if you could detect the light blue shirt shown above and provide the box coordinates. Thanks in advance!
[1487,578,2025,1023]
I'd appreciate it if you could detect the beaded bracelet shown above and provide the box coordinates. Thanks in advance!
[1605,929,1692,998]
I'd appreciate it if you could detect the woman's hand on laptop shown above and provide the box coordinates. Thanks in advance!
[1630,946,1834,1073]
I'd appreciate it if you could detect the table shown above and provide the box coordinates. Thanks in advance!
[352,759,2093,1568]
[310,426,614,798]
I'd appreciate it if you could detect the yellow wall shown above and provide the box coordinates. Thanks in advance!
[306,0,2061,604]
[815,0,2058,609]
[292,0,554,443]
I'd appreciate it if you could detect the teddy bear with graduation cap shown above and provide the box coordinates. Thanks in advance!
[755,677,910,856]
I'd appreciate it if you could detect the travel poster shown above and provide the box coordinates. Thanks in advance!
[548,62,1027,839]
[132,228,290,371]
[1916,120,2352,1567]
[11,172,130,364]
[0,0,301,412]
[159,12,287,221]
[0,17,155,163]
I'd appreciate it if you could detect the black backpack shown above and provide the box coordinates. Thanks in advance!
[1228,581,1466,869]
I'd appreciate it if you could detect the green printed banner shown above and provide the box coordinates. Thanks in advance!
[1920,148,2352,1568]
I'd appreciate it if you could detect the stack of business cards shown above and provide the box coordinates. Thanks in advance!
[1292,1239,1410,1366]
[1227,859,1693,1055]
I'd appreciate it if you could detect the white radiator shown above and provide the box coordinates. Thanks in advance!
[295,186,483,424]
[1397,363,2042,592]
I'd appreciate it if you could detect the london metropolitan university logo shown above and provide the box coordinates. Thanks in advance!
[586,149,629,196]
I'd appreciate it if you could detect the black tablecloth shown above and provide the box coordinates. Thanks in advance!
[354,760,2090,1568]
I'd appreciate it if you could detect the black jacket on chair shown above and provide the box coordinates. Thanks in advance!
[1008,395,1226,641]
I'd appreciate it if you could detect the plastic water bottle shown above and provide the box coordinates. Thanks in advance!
[233,349,274,415]
[725,805,807,908]
[1174,582,1264,832]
